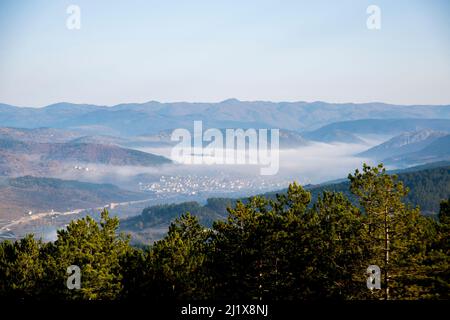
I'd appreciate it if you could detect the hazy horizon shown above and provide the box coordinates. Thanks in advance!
[2,98,450,109]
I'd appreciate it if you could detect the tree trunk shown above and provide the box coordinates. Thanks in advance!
[384,207,390,300]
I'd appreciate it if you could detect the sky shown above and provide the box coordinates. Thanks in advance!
[0,0,449,107]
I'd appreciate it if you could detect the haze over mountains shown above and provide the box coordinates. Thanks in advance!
[2,100,450,135]
[1,99,450,241]
[303,119,450,142]
[0,136,171,176]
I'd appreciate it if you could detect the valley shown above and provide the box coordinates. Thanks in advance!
[1,100,450,243]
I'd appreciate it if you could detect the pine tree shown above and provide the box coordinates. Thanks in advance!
[144,213,212,299]
[50,209,130,300]
[310,191,370,299]
[422,198,450,299]
[349,163,430,299]
[0,235,45,299]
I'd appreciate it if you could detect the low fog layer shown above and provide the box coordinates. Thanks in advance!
[59,140,381,190]
[1,138,387,241]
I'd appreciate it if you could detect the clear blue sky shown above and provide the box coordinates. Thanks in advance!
[0,0,449,107]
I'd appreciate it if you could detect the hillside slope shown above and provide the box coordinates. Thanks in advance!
[358,130,449,160]
[0,176,147,220]
[384,135,450,165]
[0,138,171,176]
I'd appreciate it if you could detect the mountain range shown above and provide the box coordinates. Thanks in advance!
[2,100,450,230]
[2,100,450,136]
[303,119,450,143]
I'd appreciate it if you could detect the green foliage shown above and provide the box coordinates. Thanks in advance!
[52,209,130,300]
[147,213,212,299]
[423,197,450,299]
[308,165,450,215]
[0,235,46,299]
[0,164,449,300]
[309,191,370,299]
[349,164,433,299]
[121,202,223,232]
[439,197,450,224]
[212,184,367,300]
[121,166,450,244]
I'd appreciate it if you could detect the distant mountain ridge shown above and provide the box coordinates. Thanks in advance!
[303,119,450,143]
[0,139,170,166]
[358,130,449,159]
[384,135,450,166]
[43,142,171,166]
[0,127,83,143]
[0,137,171,176]
[1,100,450,136]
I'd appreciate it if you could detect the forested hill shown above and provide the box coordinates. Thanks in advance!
[120,199,234,243]
[305,165,450,215]
[0,176,147,220]
[120,164,450,242]
[255,164,448,217]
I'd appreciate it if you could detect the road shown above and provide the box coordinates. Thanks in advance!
[0,197,158,233]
